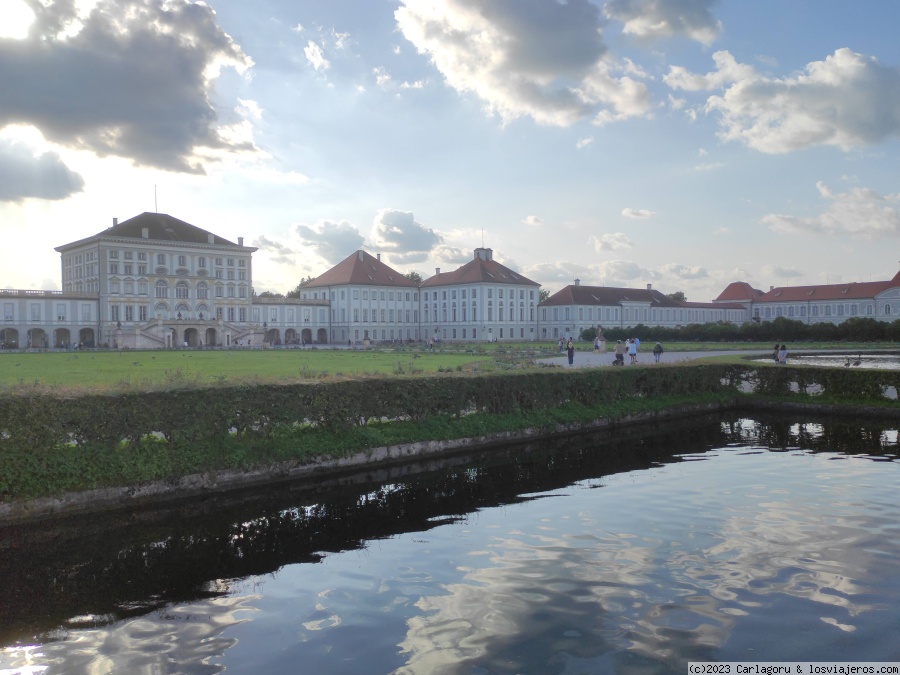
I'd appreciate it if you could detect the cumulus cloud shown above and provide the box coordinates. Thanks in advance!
[304,40,330,70]
[763,181,900,239]
[576,136,594,149]
[371,208,442,257]
[661,263,709,279]
[295,220,366,263]
[604,0,722,45]
[763,264,804,278]
[666,48,900,153]
[523,215,545,227]
[395,0,652,127]
[622,207,656,218]
[0,0,255,174]
[0,139,84,202]
[590,232,633,251]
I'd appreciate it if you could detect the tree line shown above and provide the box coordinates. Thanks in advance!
[581,316,900,343]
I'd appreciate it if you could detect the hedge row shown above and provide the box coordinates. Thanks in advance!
[3,364,898,459]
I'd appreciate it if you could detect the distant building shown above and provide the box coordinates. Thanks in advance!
[539,280,746,340]
[420,248,540,342]
[737,272,900,324]
[301,250,421,344]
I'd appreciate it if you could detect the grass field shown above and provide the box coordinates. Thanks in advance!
[0,347,499,391]
[1,341,894,392]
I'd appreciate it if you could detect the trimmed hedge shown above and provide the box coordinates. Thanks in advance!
[1,363,898,500]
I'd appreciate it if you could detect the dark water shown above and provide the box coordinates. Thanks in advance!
[1,414,899,674]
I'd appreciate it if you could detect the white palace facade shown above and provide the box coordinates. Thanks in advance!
[2,212,899,349]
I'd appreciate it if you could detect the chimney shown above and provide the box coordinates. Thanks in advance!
[377,253,381,261]
[113,217,118,226]
[770,286,774,291]
[474,247,493,261]
[208,234,215,244]
[435,267,441,275]
[647,283,652,290]
[142,227,149,239]
[574,279,580,286]
[238,237,244,247]
[358,251,364,261]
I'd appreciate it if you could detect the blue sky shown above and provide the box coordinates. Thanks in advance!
[2,0,899,301]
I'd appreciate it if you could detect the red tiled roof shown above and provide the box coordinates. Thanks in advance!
[304,250,417,288]
[714,281,763,302]
[420,257,538,287]
[540,285,681,307]
[756,274,900,303]
[683,301,745,310]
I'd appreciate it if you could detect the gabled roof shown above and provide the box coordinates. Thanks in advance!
[540,284,681,307]
[304,250,417,288]
[714,281,763,303]
[755,272,900,303]
[55,212,247,251]
[420,257,539,287]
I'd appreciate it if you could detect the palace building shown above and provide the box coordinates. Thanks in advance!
[2,211,899,349]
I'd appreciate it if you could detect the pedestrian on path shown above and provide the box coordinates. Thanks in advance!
[566,339,575,366]
[653,342,664,363]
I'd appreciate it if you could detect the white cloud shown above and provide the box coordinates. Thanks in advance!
[373,66,392,88]
[694,161,723,171]
[763,264,804,278]
[622,207,656,218]
[395,0,652,127]
[295,219,365,263]
[763,181,900,239]
[0,0,255,174]
[661,263,709,279]
[575,136,594,149]
[371,208,443,255]
[304,40,330,71]
[667,48,900,153]
[400,79,426,89]
[590,232,633,251]
[523,215,545,227]
[604,0,722,45]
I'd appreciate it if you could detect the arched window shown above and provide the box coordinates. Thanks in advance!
[176,281,189,299]
[886,303,892,315]
[197,282,208,299]
[155,280,168,298]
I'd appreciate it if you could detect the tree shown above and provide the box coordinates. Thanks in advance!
[286,276,315,298]
[539,288,550,303]
[254,290,284,299]
[404,271,423,286]
[666,291,687,303]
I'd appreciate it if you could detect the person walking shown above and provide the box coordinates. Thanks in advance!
[653,342,664,363]
[566,338,575,366]
[777,344,788,364]
[614,340,625,365]
[628,338,637,364]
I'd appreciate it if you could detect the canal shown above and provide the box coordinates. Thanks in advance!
[1,412,899,674]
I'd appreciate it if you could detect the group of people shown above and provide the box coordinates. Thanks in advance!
[560,335,666,367]
[613,338,643,365]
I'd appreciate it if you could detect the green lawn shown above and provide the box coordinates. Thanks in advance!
[0,347,497,392]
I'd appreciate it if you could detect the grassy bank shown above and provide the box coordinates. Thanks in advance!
[0,392,729,502]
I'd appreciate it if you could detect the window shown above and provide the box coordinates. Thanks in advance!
[109,263,118,274]
[125,305,133,321]
[157,254,165,265]
[110,305,119,321]
[178,255,187,267]
[227,258,235,266]
[886,304,892,315]
[109,251,118,259]
[239,259,246,267]
[197,283,208,299]
[81,304,91,321]
[228,307,235,321]
[389,292,395,301]
[124,251,132,260]
[3,303,13,320]
[155,280,168,298]
[139,306,147,321]
[198,257,206,268]
[176,282,189,299]
[138,252,146,261]
[215,258,223,266]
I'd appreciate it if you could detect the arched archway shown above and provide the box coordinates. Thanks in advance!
[27,328,48,348]
[285,328,297,345]
[265,328,280,345]
[0,327,19,348]
[54,328,71,348]
[317,328,328,344]
[205,327,217,347]
[79,328,95,348]
[183,327,200,347]
[301,328,312,344]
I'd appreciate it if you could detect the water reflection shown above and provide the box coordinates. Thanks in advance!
[1,413,899,674]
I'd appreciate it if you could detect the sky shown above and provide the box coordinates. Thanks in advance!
[2,0,900,302]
